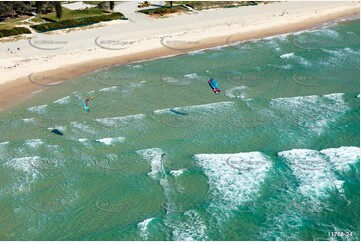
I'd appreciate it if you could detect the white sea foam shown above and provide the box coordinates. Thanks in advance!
[24,139,43,148]
[47,126,66,132]
[4,156,39,173]
[270,93,349,134]
[70,122,96,134]
[22,118,35,123]
[137,217,155,240]
[187,49,205,55]
[99,86,117,92]
[95,114,145,127]
[279,146,359,199]
[53,96,71,104]
[120,82,144,95]
[261,146,358,240]
[323,93,345,103]
[183,73,199,79]
[137,149,208,239]
[170,169,186,177]
[320,28,340,38]
[279,149,336,198]
[153,101,234,114]
[137,148,164,179]
[170,210,208,240]
[130,64,143,69]
[321,48,359,66]
[279,52,311,66]
[224,86,248,99]
[321,146,360,172]
[194,152,272,207]
[27,104,48,114]
[128,82,144,88]
[95,137,125,145]
[280,52,294,59]
[296,56,311,66]
[4,156,40,193]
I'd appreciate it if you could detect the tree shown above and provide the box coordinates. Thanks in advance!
[170,1,173,8]
[35,1,44,17]
[0,1,31,18]
[54,1,62,21]
[12,1,32,15]
[109,1,114,11]
[0,2,14,18]
[97,2,108,11]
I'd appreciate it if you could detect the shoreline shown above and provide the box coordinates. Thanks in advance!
[0,2,359,111]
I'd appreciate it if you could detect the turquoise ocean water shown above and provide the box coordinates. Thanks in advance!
[0,19,359,240]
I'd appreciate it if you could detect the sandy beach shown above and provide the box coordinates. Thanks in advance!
[0,1,359,110]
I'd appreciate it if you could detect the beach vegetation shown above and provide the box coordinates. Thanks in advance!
[97,2,110,11]
[85,1,103,5]
[0,1,32,18]
[110,1,115,12]
[54,2,63,21]
[0,1,125,36]
[39,6,105,22]
[174,1,259,10]
[0,27,31,38]
[138,5,187,16]
[35,1,44,17]
[30,12,125,32]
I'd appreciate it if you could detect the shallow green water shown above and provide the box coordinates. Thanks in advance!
[0,19,359,240]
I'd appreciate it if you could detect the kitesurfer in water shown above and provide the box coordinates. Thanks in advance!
[84,96,94,113]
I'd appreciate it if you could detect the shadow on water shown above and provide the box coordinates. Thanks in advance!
[50,129,64,136]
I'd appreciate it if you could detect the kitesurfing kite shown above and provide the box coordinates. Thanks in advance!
[208,78,220,94]
[83,96,94,113]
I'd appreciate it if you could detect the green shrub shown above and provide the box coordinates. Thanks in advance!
[139,6,183,16]
[30,12,125,32]
[0,27,31,38]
